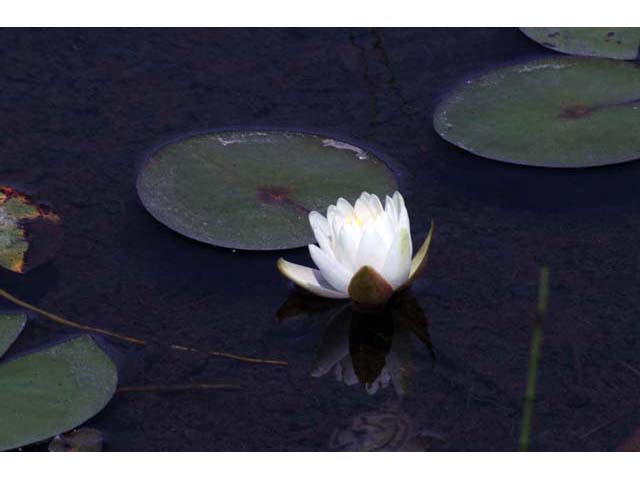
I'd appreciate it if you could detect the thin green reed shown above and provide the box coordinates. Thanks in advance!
[519,267,549,452]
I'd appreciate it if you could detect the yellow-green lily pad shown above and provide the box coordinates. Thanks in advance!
[0,333,117,451]
[137,130,399,250]
[0,186,62,273]
[433,56,640,168]
[521,28,640,60]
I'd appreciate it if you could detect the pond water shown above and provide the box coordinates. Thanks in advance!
[2,27,640,451]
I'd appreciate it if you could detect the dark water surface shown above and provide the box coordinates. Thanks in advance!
[2,28,640,451]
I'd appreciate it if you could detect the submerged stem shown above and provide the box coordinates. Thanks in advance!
[0,288,287,366]
[518,267,549,452]
[118,383,240,393]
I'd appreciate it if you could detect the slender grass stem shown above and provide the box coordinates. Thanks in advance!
[118,383,241,393]
[0,288,287,366]
[519,267,549,452]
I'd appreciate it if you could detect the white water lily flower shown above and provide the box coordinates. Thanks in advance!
[278,191,434,305]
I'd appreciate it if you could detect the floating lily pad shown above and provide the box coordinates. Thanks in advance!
[521,28,640,60]
[137,131,399,250]
[434,56,640,168]
[0,313,27,357]
[0,335,117,451]
[0,186,62,273]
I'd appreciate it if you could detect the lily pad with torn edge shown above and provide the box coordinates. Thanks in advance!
[0,186,62,273]
[137,130,399,250]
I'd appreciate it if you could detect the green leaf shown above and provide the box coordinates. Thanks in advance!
[348,266,394,306]
[406,220,434,286]
[521,27,640,60]
[0,335,118,451]
[433,56,640,168]
[137,130,399,250]
[0,313,27,358]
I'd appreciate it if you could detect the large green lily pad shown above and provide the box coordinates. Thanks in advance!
[521,28,640,60]
[433,56,640,168]
[137,130,399,250]
[0,186,62,273]
[0,330,117,451]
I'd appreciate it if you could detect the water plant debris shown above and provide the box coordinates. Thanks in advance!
[0,288,287,366]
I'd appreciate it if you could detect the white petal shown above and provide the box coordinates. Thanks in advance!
[308,211,329,239]
[336,197,355,217]
[354,195,374,221]
[327,206,345,239]
[397,209,412,258]
[392,191,405,220]
[367,193,384,215]
[385,195,397,223]
[334,222,360,271]
[390,192,412,259]
[315,229,335,258]
[309,244,352,293]
[355,224,388,273]
[380,227,412,288]
[372,213,394,247]
[277,258,348,299]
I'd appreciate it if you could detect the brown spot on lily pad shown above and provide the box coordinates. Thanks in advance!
[256,185,291,204]
[558,103,592,120]
[257,185,310,214]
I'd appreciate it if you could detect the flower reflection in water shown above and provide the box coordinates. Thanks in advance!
[328,402,443,452]
[277,290,442,450]
[278,290,434,397]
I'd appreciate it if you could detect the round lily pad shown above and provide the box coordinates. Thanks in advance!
[0,335,117,451]
[137,130,399,250]
[433,56,640,168]
[521,28,640,60]
[0,186,62,274]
